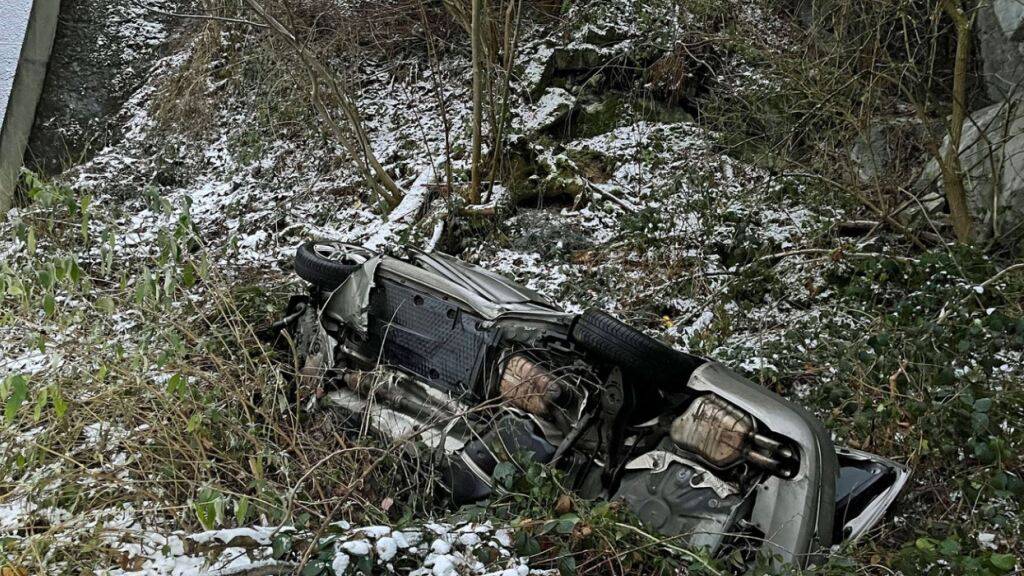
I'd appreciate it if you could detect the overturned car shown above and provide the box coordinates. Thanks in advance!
[276,241,908,567]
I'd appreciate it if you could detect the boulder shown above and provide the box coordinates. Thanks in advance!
[912,100,1024,245]
[976,1,1024,103]
[515,87,576,136]
[992,0,1024,41]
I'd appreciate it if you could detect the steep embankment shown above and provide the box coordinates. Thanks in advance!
[1,1,1021,574]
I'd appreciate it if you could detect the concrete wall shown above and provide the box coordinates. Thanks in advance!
[0,0,60,214]
[0,2,35,120]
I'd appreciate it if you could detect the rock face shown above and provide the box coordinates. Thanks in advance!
[25,0,189,175]
[913,100,1024,246]
[992,0,1024,41]
[977,0,1024,103]
[515,87,575,135]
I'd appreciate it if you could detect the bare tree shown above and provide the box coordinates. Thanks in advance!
[935,0,974,242]
[243,0,405,211]
[467,0,487,205]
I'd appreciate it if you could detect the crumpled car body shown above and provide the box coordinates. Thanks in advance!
[278,241,910,567]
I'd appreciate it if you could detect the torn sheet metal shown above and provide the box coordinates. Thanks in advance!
[322,255,381,335]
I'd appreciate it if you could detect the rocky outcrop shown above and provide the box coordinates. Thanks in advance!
[515,87,575,136]
[913,100,1024,246]
[976,0,1024,103]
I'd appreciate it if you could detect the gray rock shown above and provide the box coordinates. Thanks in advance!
[849,116,940,184]
[851,122,895,184]
[993,0,1024,41]
[519,43,554,98]
[912,100,1024,245]
[515,87,575,135]
[976,1,1024,103]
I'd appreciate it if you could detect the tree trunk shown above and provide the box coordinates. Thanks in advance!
[468,0,485,204]
[443,0,497,62]
[940,0,974,242]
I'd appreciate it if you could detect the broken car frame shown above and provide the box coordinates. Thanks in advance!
[274,241,909,567]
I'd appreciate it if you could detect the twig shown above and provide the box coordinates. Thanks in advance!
[242,0,404,210]
[784,171,929,249]
[138,3,268,28]
[585,181,638,213]
[976,262,1024,291]
[936,262,1023,323]
[752,247,919,265]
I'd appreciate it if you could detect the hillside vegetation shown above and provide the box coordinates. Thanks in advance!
[1,0,1022,574]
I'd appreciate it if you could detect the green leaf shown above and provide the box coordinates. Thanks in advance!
[182,262,196,288]
[973,398,993,413]
[938,537,960,556]
[43,293,56,317]
[493,461,516,489]
[6,277,24,296]
[193,490,223,530]
[52,386,68,419]
[991,553,1016,572]
[971,412,989,433]
[166,374,186,396]
[272,534,293,559]
[235,496,250,524]
[555,513,580,534]
[558,553,577,576]
[301,560,326,576]
[96,296,115,314]
[4,375,29,423]
[194,501,215,530]
[514,532,541,556]
[33,386,48,421]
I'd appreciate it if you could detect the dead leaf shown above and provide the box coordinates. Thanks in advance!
[554,494,573,515]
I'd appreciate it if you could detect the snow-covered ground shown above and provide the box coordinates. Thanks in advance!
[2,1,1022,573]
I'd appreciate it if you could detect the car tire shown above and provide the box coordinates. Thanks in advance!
[570,308,705,388]
[294,241,372,290]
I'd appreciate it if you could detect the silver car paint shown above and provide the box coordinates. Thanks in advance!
[307,244,905,568]
[687,362,838,565]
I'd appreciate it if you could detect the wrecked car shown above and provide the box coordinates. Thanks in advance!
[276,241,909,567]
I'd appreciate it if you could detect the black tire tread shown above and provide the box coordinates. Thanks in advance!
[294,242,360,290]
[571,308,704,388]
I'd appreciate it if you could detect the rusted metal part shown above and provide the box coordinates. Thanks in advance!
[670,394,795,476]
[670,394,755,468]
[498,355,562,416]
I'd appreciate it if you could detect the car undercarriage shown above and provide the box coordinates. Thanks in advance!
[273,241,910,568]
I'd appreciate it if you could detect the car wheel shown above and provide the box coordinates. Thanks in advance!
[294,241,373,290]
[570,308,705,388]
